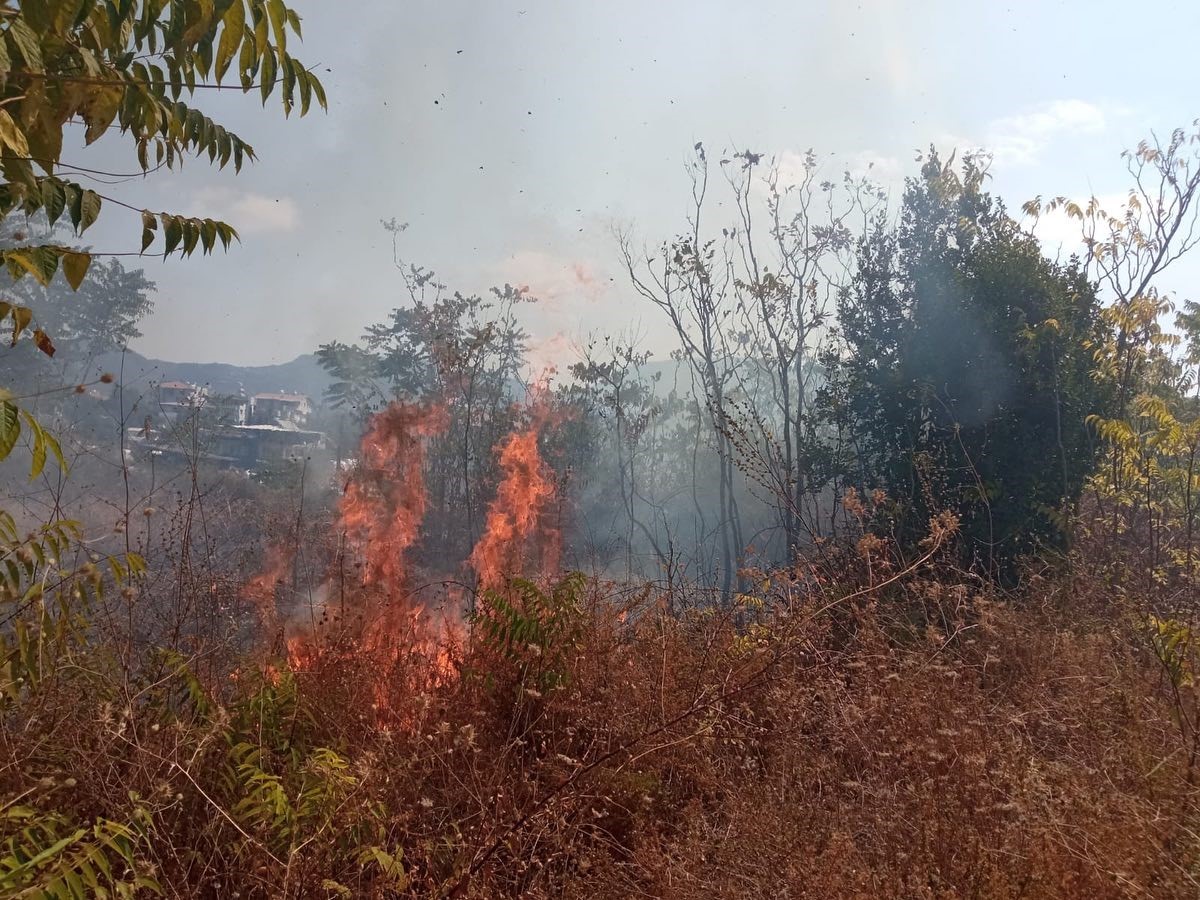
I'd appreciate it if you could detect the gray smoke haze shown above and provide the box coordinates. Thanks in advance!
[57,0,1200,367]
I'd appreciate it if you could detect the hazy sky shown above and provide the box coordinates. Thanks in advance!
[69,0,1200,366]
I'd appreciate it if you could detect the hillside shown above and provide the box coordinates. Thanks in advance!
[89,348,334,400]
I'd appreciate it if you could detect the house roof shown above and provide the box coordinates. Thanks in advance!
[233,424,324,438]
[253,392,309,403]
[158,380,195,390]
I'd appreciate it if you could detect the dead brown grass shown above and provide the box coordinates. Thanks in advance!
[4,565,1199,898]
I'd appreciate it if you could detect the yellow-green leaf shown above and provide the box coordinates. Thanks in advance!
[0,109,29,156]
[43,428,65,472]
[267,0,288,55]
[78,190,101,233]
[0,401,19,461]
[21,410,45,478]
[7,17,43,73]
[10,304,31,344]
[62,250,91,290]
[215,0,246,83]
[6,246,59,286]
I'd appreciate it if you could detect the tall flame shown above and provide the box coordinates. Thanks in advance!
[248,395,565,714]
[280,401,452,686]
[470,416,560,589]
[340,402,448,596]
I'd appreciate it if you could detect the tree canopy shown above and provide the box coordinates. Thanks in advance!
[0,0,323,476]
[0,0,324,358]
[830,150,1113,575]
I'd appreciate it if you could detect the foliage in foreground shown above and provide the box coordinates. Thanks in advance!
[2,518,1200,898]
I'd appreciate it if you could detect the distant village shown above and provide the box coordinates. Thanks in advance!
[129,380,325,470]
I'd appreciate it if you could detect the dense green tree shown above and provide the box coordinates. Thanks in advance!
[830,150,1112,576]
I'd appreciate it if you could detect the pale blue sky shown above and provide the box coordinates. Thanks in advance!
[69,0,1200,365]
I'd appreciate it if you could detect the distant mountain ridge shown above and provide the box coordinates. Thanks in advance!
[77,350,692,407]
[91,349,334,400]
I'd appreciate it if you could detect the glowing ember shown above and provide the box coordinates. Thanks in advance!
[285,633,321,670]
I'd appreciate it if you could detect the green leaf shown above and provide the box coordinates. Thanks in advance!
[162,214,183,255]
[40,177,65,226]
[141,210,158,253]
[200,218,217,254]
[281,57,297,116]
[61,181,80,223]
[217,221,238,249]
[14,827,88,874]
[297,67,312,116]
[63,869,85,897]
[259,47,277,105]
[182,219,200,255]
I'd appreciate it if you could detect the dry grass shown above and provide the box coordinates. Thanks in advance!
[4,563,1199,898]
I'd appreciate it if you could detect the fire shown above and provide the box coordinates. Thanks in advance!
[470,414,560,589]
[279,401,463,714]
[244,544,291,629]
[245,394,566,716]
[285,633,322,670]
[339,402,448,595]
[334,402,462,693]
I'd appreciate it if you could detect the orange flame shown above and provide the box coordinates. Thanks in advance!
[470,410,560,589]
[247,394,566,716]
[279,401,464,719]
[340,402,448,595]
[244,545,291,629]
